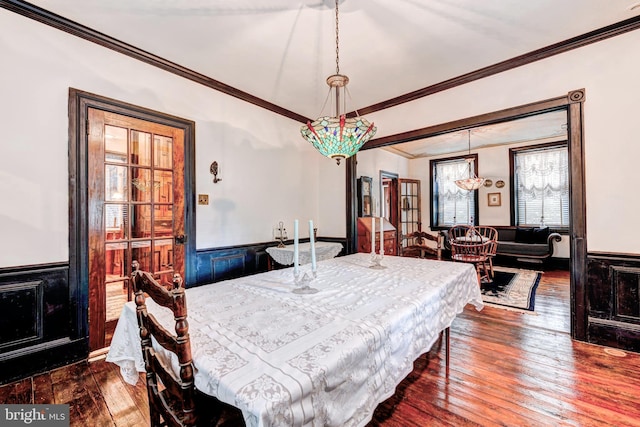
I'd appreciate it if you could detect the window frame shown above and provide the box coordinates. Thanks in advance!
[430,153,480,230]
[509,141,570,233]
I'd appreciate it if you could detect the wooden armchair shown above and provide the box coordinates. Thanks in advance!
[132,262,244,427]
[447,224,474,242]
[447,226,493,285]
[474,226,499,279]
[401,230,443,260]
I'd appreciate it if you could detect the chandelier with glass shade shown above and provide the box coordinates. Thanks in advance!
[455,129,485,190]
[300,0,377,165]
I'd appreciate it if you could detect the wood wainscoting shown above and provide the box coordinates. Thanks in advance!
[587,252,640,352]
[0,263,86,385]
[194,238,348,286]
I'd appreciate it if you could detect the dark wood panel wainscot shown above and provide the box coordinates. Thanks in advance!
[0,263,86,385]
[587,252,640,352]
[195,238,348,286]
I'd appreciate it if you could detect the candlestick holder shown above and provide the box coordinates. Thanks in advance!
[369,249,387,269]
[275,221,287,248]
[293,270,319,294]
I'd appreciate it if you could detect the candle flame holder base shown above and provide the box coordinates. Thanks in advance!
[293,270,319,294]
[275,221,287,248]
[369,252,387,269]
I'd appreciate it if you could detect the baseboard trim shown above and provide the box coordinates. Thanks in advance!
[0,338,87,385]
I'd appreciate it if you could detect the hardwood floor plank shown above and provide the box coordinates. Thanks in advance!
[443,353,632,426]
[0,378,31,404]
[51,362,114,427]
[89,359,147,427]
[107,362,151,426]
[32,372,54,405]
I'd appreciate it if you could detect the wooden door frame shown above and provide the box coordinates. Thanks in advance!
[379,170,398,226]
[348,89,587,342]
[397,177,422,251]
[379,170,399,254]
[68,88,196,344]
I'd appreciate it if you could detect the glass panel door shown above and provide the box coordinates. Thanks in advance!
[103,126,177,326]
[88,107,185,352]
[399,179,421,250]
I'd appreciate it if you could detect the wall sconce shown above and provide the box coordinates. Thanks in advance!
[210,161,222,183]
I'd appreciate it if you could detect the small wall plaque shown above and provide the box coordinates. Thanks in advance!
[488,192,501,206]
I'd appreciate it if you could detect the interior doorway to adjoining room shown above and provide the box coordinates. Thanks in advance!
[349,90,586,342]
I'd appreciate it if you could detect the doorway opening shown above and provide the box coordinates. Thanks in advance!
[349,90,586,341]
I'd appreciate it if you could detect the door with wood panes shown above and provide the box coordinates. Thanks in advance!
[398,179,421,251]
[87,108,186,351]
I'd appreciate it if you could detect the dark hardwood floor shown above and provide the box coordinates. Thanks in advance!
[2,268,640,426]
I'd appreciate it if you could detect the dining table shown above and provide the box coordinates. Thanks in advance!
[106,252,483,427]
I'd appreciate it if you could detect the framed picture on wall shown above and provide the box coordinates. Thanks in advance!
[488,192,501,207]
[357,176,373,217]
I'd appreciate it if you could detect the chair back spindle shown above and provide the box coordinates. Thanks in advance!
[130,262,246,426]
[401,230,443,260]
[132,261,196,427]
[474,226,499,279]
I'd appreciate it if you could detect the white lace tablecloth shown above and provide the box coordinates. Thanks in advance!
[106,253,483,427]
[266,241,342,266]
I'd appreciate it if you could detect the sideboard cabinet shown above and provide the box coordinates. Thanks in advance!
[357,217,397,255]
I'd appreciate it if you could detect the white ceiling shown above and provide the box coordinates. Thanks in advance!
[22,0,640,154]
[384,109,568,158]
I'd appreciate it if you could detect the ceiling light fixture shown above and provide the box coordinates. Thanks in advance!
[300,0,377,165]
[455,130,485,191]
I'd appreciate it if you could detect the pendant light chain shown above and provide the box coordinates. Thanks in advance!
[335,0,340,75]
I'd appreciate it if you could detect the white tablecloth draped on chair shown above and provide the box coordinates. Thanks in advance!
[266,241,342,266]
[106,253,483,427]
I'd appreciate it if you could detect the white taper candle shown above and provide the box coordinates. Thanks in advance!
[371,216,376,254]
[309,220,317,272]
[293,220,299,275]
[379,217,384,254]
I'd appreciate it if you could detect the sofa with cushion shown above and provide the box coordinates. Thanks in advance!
[493,226,562,261]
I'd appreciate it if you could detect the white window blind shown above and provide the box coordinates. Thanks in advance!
[433,158,477,226]
[514,145,569,228]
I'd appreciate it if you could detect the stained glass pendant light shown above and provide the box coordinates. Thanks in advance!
[455,130,486,190]
[300,0,377,165]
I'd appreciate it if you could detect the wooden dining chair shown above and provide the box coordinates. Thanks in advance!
[474,226,499,279]
[447,224,474,243]
[447,226,492,285]
[132,261,244,427]
[401,230,443,260]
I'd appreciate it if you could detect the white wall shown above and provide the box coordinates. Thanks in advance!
[371,29,640,255]
[0,10,345,268]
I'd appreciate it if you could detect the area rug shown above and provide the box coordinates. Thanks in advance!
[480,266,542,312]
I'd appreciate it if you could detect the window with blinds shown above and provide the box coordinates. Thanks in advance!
[430,155,479,228]
[512,143,569,229]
